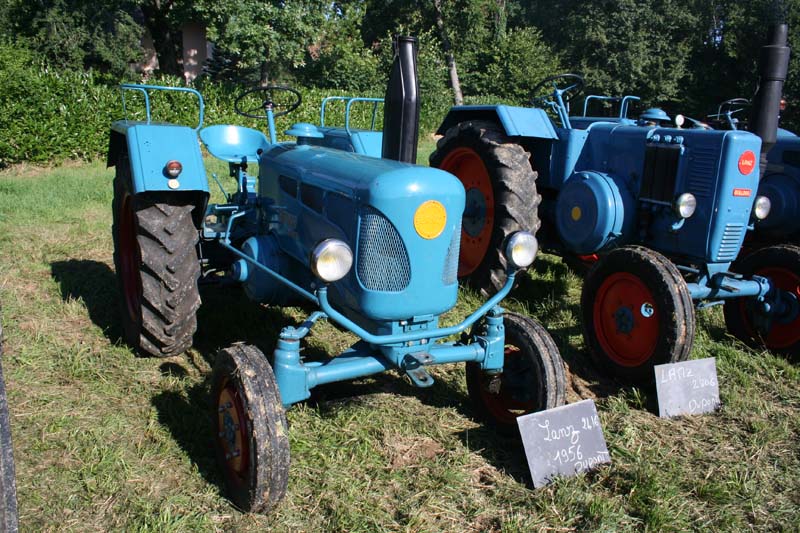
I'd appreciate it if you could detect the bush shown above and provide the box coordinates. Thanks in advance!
[0,41,458,167]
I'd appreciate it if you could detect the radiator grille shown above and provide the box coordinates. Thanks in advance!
[357,207,411,292]
[442,221,461,285]
[716,223,746,262]
[641,143,681,202]
[687,146,719,198]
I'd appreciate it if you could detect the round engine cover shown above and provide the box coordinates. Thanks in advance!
[556,171,630,254]
[756,172,800,234]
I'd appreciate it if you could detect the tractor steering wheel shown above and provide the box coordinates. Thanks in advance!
[234,85,302,119]
[529,73,585,106]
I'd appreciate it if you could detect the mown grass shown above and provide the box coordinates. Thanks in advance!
[0,157,798,532]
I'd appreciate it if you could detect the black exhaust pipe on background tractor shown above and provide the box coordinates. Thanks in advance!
[382,36,420,164]
[749,21,791,179]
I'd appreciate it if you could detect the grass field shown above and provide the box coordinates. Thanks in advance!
[0,156,798,532]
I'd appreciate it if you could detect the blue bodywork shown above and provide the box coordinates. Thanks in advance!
[757,131,800,241]
[108,84,527,408]
[107,85,209,195]
[436,97,779,307]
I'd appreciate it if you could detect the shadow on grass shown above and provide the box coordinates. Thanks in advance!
[50,259,123,344]
[151,382,222,491]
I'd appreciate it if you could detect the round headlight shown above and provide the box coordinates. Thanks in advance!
[674,192,697,218]
[505,231,538,269]
[311,239,353,282]
[674,114,686,128]
[753,195,771,220]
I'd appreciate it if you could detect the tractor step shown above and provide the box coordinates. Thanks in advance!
[402,353,435,388]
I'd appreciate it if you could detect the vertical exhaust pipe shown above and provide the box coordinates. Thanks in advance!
[749,21,791,179]
[382,36,420,163]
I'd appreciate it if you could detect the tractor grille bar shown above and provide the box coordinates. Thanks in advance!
[442,221,461,285]
[715,223,746,262]
[356,207,411,292]
[641,143,680,203]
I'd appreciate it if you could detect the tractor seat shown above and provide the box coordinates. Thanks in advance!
[199,125,270,164]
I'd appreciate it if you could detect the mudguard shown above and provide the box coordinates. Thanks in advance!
[436,105,559,140]
[107,121,209,194]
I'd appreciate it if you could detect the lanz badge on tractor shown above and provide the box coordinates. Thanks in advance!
[106,36,567,513]
[430,21,800,383]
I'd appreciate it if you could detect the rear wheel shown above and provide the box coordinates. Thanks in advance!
[581,246,694,384]
[466,312,566,436]
[112,155,201,357]
[212,344,290,513]
[430,121,539,296]
[723,245,800,358]
[0,318,19,533]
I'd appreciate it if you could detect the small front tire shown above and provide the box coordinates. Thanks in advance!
[466,312,566,436]
[212,344,290,514]
[581,246,694,384]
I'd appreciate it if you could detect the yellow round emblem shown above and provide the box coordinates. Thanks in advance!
[571,206,582,221]
[414,200,447,239]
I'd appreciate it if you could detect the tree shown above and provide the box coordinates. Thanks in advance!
[199,0,327,84]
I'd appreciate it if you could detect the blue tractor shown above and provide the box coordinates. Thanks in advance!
[430,24,800,383]
[106,37,566,513]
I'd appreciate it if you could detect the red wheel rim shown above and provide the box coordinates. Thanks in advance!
[477,346,536,425]
[217,380,251,484]
[749,266,800,348]
[593,272,659,367]
[438,147,494,277]
[119,193,143,322]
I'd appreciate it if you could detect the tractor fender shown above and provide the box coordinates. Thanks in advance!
[435,105,559,140]
[107,121,209,195]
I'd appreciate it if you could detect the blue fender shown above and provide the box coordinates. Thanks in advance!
[108,121,209,194]
[436,105,558,139]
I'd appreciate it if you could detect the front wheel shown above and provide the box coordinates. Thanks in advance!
[212,344,290,514]
[723,244,800,358]
[430,121,539,296]
[466,312,566,436]
[112,155,201,357]
[581,246,695,384]
[0,322,19,533]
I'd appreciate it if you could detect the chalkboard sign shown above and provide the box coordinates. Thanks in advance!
[516,399,611,488]
[655,357,720,418]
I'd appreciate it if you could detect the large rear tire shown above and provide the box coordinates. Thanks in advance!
[466,312,566,436]
[723,244,800,358]
[430,121,539,296]
[212,344,290,514]
[0,315,19,533]
[112,155,201,357]
[581,246,695,384]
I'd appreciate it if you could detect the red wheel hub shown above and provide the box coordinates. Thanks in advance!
[119,194,143,322]
[593,272,659,367]
[217,381,251,484]
[477,346,536,425]
[438,147,494,277]
[752,266,800,349]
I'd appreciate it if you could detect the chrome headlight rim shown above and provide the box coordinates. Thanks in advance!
[504,231,539,270]
[753,195,772,220]
[310,239,353,283]
[674,192,697,219]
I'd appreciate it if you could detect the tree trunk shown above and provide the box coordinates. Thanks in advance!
[140,0,182,77]
[260,45,270,85]
[433,0,463,106]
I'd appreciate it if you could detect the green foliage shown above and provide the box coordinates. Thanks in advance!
[4,0,143,81]
[460,27,562,103]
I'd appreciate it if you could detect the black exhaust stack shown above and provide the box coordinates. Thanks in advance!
[749,21,791,179]
[381,36,420,163]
